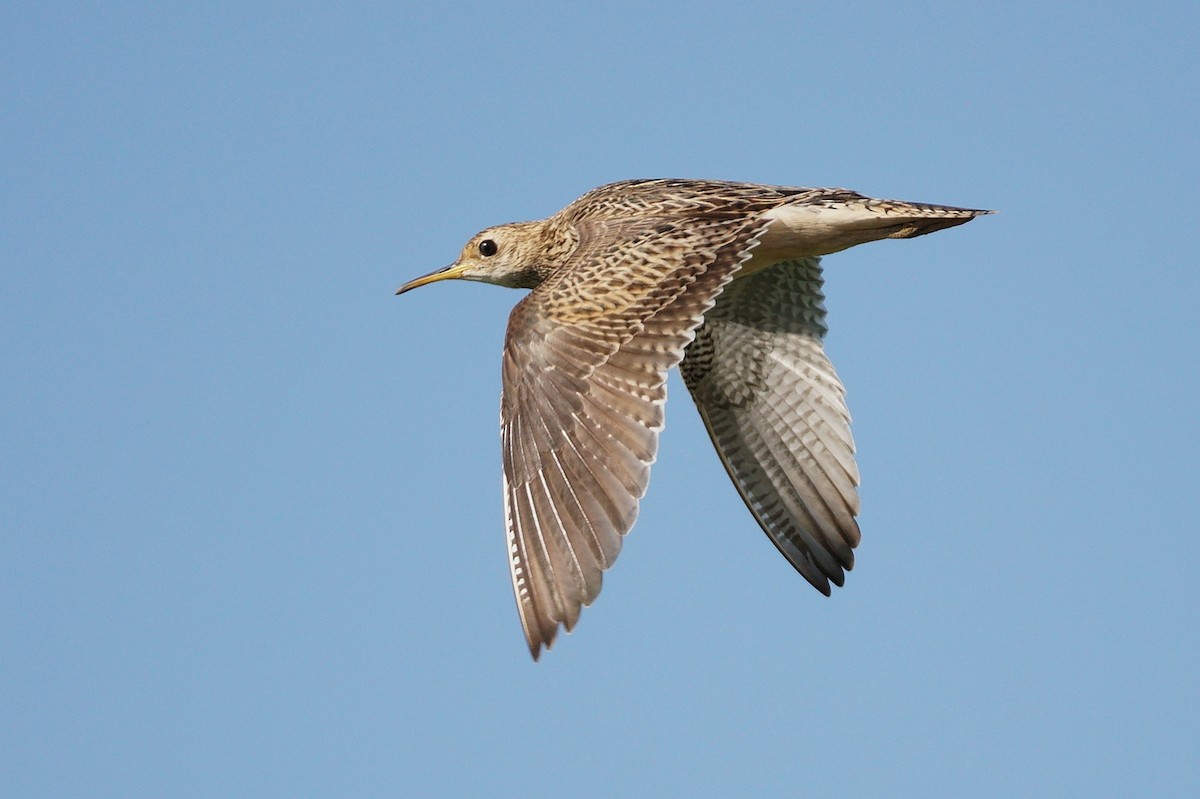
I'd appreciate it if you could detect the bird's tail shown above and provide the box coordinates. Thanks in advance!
[758,196,993,258]
[873,200,994,239]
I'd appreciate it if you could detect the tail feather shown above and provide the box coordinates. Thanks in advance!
[757,199,993,259]
[886,210,993,239]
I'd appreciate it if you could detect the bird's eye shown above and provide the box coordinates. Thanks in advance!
[478,239,498,257]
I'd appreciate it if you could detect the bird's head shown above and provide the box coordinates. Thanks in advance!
[396,221,552,295]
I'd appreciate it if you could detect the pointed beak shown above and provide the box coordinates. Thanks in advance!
[395,263,468,295]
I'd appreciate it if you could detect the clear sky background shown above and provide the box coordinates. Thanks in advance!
[3,2,1197,796]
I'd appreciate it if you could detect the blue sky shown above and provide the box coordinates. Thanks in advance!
[3,2,1197,796]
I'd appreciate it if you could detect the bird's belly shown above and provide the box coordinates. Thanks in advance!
[733,251,789,279]
[750,202,908,267]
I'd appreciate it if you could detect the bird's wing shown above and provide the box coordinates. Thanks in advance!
[680,258,861,594]
[501,215,769,658]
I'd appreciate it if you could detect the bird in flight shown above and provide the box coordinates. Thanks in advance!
[397,178,990,659]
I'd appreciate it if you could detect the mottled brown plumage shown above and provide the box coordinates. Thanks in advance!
[397,179,990,659]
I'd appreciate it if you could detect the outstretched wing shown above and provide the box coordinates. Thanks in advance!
[680,258,861,594]
[501,215,768,659]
